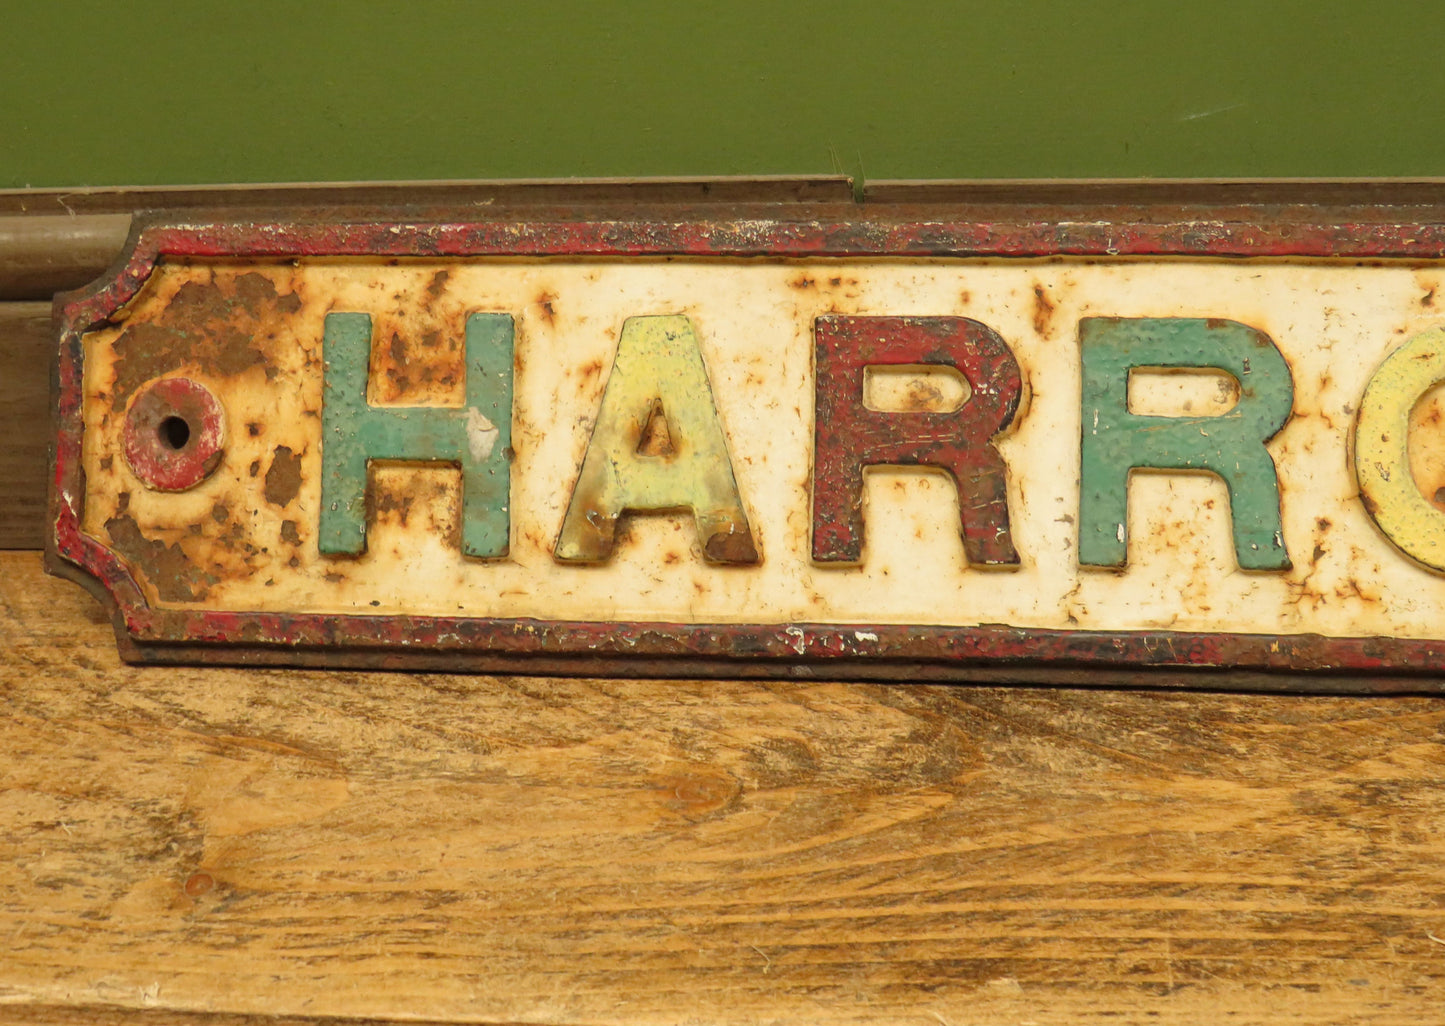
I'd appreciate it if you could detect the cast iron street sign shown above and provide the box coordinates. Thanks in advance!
[44,208,1445,688]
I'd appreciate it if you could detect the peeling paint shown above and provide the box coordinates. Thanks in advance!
[263,445,302,508]
[466,408,499,462]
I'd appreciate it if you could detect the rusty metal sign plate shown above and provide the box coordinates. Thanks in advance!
[44,212,1445,688]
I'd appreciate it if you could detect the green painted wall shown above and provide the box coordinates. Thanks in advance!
[3,0,1442,188]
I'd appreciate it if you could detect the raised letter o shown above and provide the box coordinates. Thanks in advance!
[1355,326,1445,572]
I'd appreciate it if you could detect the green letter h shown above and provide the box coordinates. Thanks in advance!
[320,311,513,558]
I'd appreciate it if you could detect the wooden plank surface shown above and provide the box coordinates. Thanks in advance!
[0,216,131,302]
[2,550,1444,1024]
[0,304,52,548]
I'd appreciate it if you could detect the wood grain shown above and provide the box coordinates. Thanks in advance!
[0,216,131,302]
[0,305,52,548]
[2,550,1444,1024]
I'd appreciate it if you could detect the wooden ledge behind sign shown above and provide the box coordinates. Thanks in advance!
[3,181,1445,1024]
[3,549,1445,1023]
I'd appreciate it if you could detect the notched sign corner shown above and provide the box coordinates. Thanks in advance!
[42,209,1445,690]
[46,221,177,650]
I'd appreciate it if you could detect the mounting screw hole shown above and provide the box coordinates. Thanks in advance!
[158,415,192,450]
[123,378,224,492]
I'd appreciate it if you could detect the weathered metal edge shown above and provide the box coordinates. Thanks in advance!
[8,177,1445,301]
[8,174,1445,215]
[0,177,858,301]
[0,175,857,210]
[45,208,1445,690]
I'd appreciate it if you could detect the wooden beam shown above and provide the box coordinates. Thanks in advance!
[0,176,857,217]
[0,1010,473,1026]
[2,549,1443,1024]
[0,303,51,548]
[0,215,131,302]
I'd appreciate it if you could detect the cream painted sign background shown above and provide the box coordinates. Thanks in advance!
[80,258,1445,638]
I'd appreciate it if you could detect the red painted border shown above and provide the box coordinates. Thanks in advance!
[46,213,1445,685]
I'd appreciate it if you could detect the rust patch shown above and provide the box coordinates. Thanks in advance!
[577,359,604,387]
[901,382,946,411]
[865,365,969,413]
[237,269,301,314]
[534,290,558,327]
[636,403,676,457]
[425,269,452,300]
[704,526,760,564]
[109,272,298,412]
[263,446,302,508]
[369,324,462,405]
[104,514,216,603]
[280,520,302,546]
[370,468,461,549]
[1032,283,1055,336]
[374,490,415,528]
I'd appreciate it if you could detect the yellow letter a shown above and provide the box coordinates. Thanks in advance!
[553,315,759,564]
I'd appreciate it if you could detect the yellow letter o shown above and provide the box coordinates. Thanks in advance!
[1355,326,1445,572]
